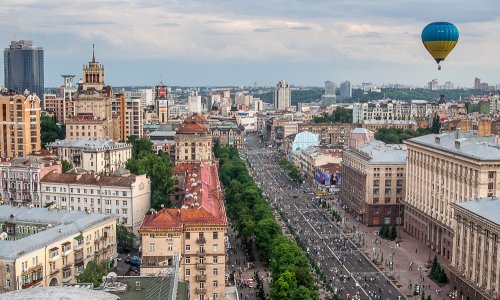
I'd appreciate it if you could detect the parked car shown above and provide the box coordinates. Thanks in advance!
[129,266,140,274]
[130,256,141,266]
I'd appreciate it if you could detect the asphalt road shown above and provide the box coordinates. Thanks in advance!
[243,135,404,300]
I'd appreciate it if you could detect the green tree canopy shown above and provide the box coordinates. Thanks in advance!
[117,224,136,250]
[62,160,72,173]
[77,259,109,288]
[40,115,65,148]
[127,136,153,158]
[312,107,353,123]
[374,127,432,144]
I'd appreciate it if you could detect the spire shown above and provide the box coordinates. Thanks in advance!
[92,44,95,62]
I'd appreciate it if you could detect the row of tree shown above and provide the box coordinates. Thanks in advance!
[277,157,304,184]
[219,147,318,299]
[312,107,353,123]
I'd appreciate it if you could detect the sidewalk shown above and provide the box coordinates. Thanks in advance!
[330,198,450,300]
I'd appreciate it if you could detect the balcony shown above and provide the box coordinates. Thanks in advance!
[74,256,84,265]
[94,248,104,255]
[196,263,206,270]
[49,254,60,262]
[50,268,60,276]
[196,287,207,294]
[74,242,84,250]
[196,237,206,245]
[196,275,206,281]
[197,251,206,257]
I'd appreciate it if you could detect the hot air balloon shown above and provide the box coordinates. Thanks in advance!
[421,22,459,70]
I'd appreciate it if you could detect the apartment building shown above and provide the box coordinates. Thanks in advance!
[139,161,227,300]
[209,123,245,148]
[298,123,352,147]
[46,139,132,175]
[450,197,500,300]
[0,206,117,292]
[341,140,406,226]
[114,92,143,141]
[404,132,500,260]
[352,99,439,124]
[0,157,61,207]
[0,93,41,159]
[174,114,212,163]
[40,171,150,234]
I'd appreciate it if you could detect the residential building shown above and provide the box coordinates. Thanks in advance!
[0,93,41,158]
[352,100,438,125]
[348,128,374,149]
[253,99,263,112]
[273,80,291,109]
[209,123,245,148]
[46,139,132,175]
[4,40,44,99]
[341,140,406,226]
[428,79,438,90]
[40,171,150,234]
[322,81,337,106]
[449,197,500,300]
[139,161,227,300]
[188,91,202,114]
[404,132,500,260]
[362,119,418,132]
[174,114,212,163]
[114,92,143,141]
[339,81,352,100]
[0,157,61,207]
[290,146,342,180]
[0,206,117,292]
[65,50,119,141]
[298,123,352,147]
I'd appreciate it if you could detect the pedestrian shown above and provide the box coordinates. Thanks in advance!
[415,248,418,253]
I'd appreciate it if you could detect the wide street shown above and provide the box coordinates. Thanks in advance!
[243,135,404,300]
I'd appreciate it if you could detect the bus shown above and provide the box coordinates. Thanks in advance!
[315,191,328,197]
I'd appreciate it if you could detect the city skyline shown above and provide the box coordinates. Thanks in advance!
[1,1,499,87]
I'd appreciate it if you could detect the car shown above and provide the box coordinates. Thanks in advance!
[130,256,141,266]
[128,266,140,275]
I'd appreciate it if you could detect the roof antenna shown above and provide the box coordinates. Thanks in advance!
[92,44,95,62]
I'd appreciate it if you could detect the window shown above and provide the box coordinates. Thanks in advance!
[385,179,391,186]
[213,232,218,240]
[50,250,59,258]
[373,180,379,187]
[185,244,191,251]
[149,243,155,252]
[373,188,379,195]
[384,188,391,195]
[373,198,379,204]
[385,207,392,215]
[63,269,72,279]
[185,269,191,276]
[185,257,191,264]
[396,188,403,194]
[168,243,173,251]
[385,198,391,204]
[213,268,218,275]
[213,293,218,300]
[5,279,10,288]
[123,200,127,206]
[122,191,127,196]
[116,200,119,206]
[213,281,218,288]
[185,232,190,239]
[212,244,218,252]
[167,233,173,241]
[213,256,218,263]
[397,179,403,187]
[5,265,10,273]
[122,208,128,215]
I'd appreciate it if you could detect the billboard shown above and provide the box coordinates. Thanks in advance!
[315,170,342,186]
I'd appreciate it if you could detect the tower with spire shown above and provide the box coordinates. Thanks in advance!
[81,44,105,91]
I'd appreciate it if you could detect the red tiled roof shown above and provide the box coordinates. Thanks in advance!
[184,114,206,124]
[177,123,208,133]
[140,162,227,230]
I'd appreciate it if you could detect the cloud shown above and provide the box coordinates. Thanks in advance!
[157,22,180,27]
[289,26,312,31]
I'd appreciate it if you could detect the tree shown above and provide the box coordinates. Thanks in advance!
[127,136,153,158]
[62,160,72,173]
[390,225,398,240]
[431,114,441,134]
[77,259,109,288]
[313,107,353,123]
[213,139,221,158]
[117,224,136,251]
[40,115,65,148]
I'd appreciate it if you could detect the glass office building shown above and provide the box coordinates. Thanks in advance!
[4,40,44,98]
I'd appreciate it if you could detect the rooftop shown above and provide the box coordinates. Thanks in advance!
[354,140,407,164]
[47,139,132,151]
[454,197,500,226]
[0,206,116,259]
[0,286,118,300]
[0,156,59,167]
[406,132,500,161]
[41,172,140,187]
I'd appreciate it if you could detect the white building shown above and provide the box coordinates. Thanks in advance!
[273,80,291,109]
[46,139,132,175]
[188,91,201,114]
[352,99,438,124]
[41,171,150,234]
[253,99,263,111]
[138,88,154,107]
[325,81,336,95]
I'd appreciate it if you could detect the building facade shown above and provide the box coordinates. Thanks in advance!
[0,157,61,207]
[4,40,44,98]
[209,123,245,148]
[341,140,406,226]
[0,93,41,158]
[273,80,291,109]
[450,198,500,300]
[298,123,352,147]
[139,161,227,300]
[339,81,352,100]
[40,172,150,234]
[0,206,117,292]
[352,100,438,124]
[404,132,500,261]
[348,128,374,149]
[46,139,132,175]
[174,114,212,163]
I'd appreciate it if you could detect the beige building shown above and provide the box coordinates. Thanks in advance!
[298,123,353,147]
[341,140,406,226]
[174,114,212,163]
[289,146,342,180]
[361,119,418,132]
[40,171,150,234]
[140,161,227,300]
[0,93,41,158]
[46,139,132,175]
[66,52,119,141]
[404,132,500,260]
[0,206,117,292]
[113,93,143,141]
[450,197,500,300]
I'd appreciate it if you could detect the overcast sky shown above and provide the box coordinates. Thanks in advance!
[1,0,498,88]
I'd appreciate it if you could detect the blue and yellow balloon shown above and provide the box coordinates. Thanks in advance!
[421,22,459,70]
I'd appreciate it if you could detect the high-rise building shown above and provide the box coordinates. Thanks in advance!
[428,79,438,90]
[4,40,44,99]
[43,75,76,124]
[339,81,352,99]
[325,81,336,95]
[322,80,337,106]
[114,92,143,140]
[273,80,291,109]
[474,77,481,90]
[188,90,202,114]
[0,92,41,158]
[65,48,118,141]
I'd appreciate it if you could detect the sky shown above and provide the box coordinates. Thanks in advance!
[1,0,499,88]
